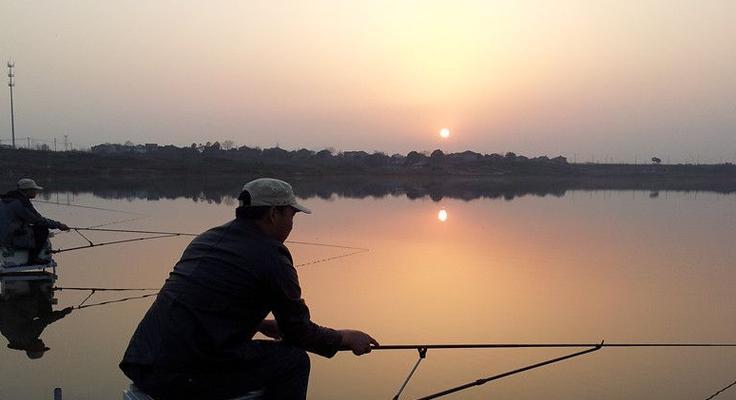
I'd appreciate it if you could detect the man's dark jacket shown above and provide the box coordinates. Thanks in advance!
[0,190,63,247]
[120,218,342,373]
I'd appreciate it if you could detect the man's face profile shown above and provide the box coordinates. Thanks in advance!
[271,206,297,243]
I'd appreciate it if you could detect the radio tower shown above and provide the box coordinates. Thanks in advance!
[7,61,16,149]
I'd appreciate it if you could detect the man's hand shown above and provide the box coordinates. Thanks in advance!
[258,319,282,340]
[58,224,70,231]
[339,329,379,355]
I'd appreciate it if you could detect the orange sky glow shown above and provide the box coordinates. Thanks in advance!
[1,1,735,162]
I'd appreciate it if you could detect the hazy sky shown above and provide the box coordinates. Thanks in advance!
[1,1,735,162]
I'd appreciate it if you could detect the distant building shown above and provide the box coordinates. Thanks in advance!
[91,143,127,154]
[144,143,159,152]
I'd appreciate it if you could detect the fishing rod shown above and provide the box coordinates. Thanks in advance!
[55,286,160,292]
[54,227,370,266]
[357,342,736,399]
[32,199,145,215]
[53,286,160,310]
[52,232,180,254]
[71,227,369,250]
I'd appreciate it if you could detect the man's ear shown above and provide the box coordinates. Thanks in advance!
[267,206,278,222]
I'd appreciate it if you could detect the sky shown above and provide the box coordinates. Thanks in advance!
[1,0,735,163]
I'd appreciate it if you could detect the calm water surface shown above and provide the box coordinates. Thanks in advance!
[1,189,735,399]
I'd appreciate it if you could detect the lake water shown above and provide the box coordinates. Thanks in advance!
[1,185,735,399]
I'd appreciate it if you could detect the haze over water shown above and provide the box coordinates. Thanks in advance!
[1,187,734,399]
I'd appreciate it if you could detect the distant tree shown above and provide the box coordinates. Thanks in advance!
[314,149,334,160]
[221,140,235,150]
[651,157,662,164]
[405,151,427,166]
[505,152,517,161]
[190,143,197,150]
[124,140,134,147]
[430,149,445,159]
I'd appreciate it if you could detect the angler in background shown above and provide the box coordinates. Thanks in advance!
[0,179,70,265]
[120,178,378,400]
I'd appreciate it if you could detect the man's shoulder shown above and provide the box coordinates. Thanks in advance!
[194,219,291,258]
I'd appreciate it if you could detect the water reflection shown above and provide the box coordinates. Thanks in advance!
[0,272,71,359]
[0,188,734,399]
[4,175,736,205]
[437,209,448,222]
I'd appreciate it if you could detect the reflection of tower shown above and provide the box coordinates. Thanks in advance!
[7,61,16,149]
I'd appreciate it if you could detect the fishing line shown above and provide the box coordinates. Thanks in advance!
[32,199,145,215]
[295,248,369,268]
[704,378,736,400]
[86,216,149,229]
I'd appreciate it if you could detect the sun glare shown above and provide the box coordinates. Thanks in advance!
[440,128,450,138]
[437,209,448,222]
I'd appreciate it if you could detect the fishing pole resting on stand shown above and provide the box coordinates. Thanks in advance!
[357,341,736,400]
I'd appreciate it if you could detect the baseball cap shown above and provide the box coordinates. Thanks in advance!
[17,178,43,191]
[241,178,311,214]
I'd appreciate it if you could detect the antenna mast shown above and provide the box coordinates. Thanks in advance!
[7,61,15,149]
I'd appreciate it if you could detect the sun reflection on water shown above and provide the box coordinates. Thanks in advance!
[437,208,448,222]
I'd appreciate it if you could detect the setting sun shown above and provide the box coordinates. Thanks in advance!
[439,128,450,138]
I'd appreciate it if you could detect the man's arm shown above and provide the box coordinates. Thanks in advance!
[12,202,68,230]
[268,250,379,357]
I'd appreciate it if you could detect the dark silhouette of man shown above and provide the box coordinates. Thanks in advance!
[0,279,72,359]
[0,178,70,264]
[120,178,378,400]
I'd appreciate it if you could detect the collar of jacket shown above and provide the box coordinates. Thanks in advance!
[0,190,31,207]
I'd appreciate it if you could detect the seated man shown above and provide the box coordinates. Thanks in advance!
[0,179,70,264]
[120,178,378,400]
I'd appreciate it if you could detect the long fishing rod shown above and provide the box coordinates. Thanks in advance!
[53,286,160,310]
[32,199,145,215]
[52,233,180,254]
[55,286,160,292]
[73,292,159,310]
[373,342,736,350]
[355,342,736,399]
[56,226,370,266]
[71,227,369,250]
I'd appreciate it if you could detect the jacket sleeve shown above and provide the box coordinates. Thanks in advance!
[12,202,63,229]
[268,249,343,358]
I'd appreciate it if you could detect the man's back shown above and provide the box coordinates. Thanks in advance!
[121,218,341,372]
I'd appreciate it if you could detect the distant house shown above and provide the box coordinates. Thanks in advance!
[91,143,127,154]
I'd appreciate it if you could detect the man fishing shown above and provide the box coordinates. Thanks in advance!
[120,177,378,400]
[0,178,70,264]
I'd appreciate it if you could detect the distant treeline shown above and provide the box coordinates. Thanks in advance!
[1,144,735,179]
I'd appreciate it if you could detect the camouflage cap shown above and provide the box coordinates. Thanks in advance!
[241,178,311,214]
[17,178,43,191]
